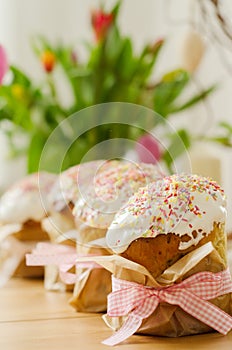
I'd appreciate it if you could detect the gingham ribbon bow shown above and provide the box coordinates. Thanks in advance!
[26,243,101,284]
[103,268,232,346]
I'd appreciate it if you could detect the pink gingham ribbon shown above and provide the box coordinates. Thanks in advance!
[103,268,232,346]
[26,242,101,284]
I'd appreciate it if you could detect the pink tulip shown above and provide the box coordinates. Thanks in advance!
[0,45,8,85]
[136,134,162,164]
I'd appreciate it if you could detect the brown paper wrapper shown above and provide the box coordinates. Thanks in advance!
[14,220,49,278]
[228,234,232,275]
[69,242,112,313]
[0,221,48,282]
[78,242,232,336]
[68,219,113,312]
[41,213,76,292]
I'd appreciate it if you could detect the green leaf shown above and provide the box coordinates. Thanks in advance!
[27,131,47,173]
[10,66,32,87]
[105,25,123,64]
[153,69,189,116]
[0,85,33,131]
[70,67,92,78]
[169,85,216,114]
[218,121,232,134]
[0,107,12,122]
[111,1,122,18]
[208,136,232,146]
[136,40,165,83]
[162,129,191,172]
[116,38,135,81]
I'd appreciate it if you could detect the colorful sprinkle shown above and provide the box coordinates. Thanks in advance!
[107,173,227,253]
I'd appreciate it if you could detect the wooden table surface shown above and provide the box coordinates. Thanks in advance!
[0,278,231,350]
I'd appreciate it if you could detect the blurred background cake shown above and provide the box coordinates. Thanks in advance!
[43,159,119,243]
[0,172,56,281]
[70,160,165,312]
[73,161,165,243]
[41,160,118,291]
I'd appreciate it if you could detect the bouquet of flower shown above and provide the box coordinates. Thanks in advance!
[0,1,229,173]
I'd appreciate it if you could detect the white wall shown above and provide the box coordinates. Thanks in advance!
[1,0,230,129]
[0,0,157,76]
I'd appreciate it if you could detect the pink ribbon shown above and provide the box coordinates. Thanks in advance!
[26,242,101,285]
[103,268,232,346]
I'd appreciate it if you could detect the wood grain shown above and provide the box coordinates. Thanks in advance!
[0,278,231,350]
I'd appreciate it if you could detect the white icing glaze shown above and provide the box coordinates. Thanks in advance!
[74,162,165,229]
[106,174,227,253]
[0,172,56,224]
[48,160,120,212]
[48,165,81,212]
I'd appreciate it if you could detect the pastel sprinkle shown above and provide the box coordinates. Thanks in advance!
[107,173,227,253]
